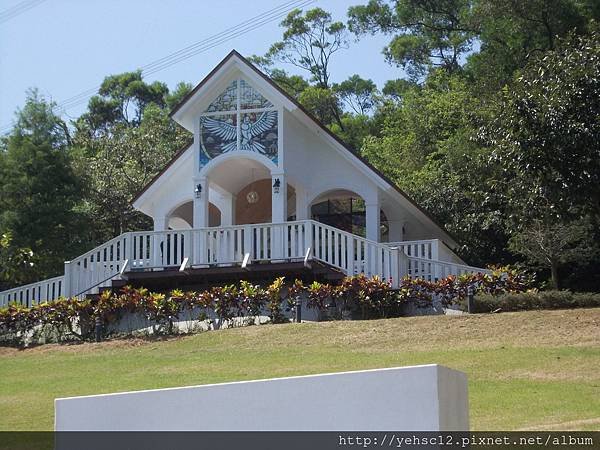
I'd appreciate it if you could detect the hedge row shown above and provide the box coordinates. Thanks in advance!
[468,290,600,313]
[0,267,529,346]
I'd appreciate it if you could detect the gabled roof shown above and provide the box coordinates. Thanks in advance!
[132,50,459,247]
[131,140,192,204]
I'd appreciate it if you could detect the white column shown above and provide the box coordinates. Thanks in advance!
[219,192,235,226]
[152,215,167,268]
[271,173,287,223]
[230,196,236,226]
[271,172,287,260]
[153,216,167,231]
[193,177,209,228]
[365,200,381,242]
[295,186,309,221]
[387,220,405,242]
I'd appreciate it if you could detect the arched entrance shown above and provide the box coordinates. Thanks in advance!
[194,153,296,227]
[309,189,388,242]
[168,201,221,229]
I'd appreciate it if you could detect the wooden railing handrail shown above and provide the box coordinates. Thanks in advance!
[406,255,490,274]
[0,275,64,296]
[1,220,489,307]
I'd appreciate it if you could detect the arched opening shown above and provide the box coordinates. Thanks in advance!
[201,154,296,226]
[234,179,296,225]
[310,189,388,241]
[168,201,221,229]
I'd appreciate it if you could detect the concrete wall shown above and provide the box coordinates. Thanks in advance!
[55,364,468,431]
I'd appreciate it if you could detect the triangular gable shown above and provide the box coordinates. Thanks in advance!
[134,50,459,247]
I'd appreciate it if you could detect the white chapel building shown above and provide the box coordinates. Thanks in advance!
[0,51,484,306]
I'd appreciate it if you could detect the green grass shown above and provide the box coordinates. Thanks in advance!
[1,308,599,431]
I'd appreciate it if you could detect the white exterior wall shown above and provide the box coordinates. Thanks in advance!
[282,109,380,216]
[132,54,460,250]
[55,364,468,431]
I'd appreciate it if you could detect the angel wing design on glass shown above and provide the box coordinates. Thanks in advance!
[201,116,237,153]
[202,111,277,155]
[240,110,277,153]
[198,78,279,164]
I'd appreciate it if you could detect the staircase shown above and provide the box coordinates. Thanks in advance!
[0,220,488,307]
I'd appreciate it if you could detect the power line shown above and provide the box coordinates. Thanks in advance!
[0,0,314,134]
[0,0,46,24]
[57,0,312,111]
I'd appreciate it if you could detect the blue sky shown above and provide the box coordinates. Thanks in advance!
[0,0,402,131]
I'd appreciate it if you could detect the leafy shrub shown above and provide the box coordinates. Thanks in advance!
[469,290,600,313]
[336,274,397,319]
[266,277,288,324]
[0,266,535,347]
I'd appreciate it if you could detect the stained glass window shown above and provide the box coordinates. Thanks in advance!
[200,114,237,160]
[239,111,278,159]
[199,78,278,165]
[205,80,237,113]
[240,79,273,109]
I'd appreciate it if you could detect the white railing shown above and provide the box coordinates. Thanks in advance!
[0,275,64,307]
[65,234,130,299]
[0,220,490,307]
[389,239,437,260]
[387,239,467,265]
[309,220,405,283]
[406,256,490,281]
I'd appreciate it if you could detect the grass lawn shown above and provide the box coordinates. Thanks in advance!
[0,308,599,431]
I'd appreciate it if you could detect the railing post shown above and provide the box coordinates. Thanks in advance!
[184,230,193,265]
[194,228,208,265]
[123,233,131,262]
[346,235,355,275]
[305,221,313,257]
[432,239,441,280]
[63,261,73,298]
[271,224,284,261]
[242,226,252,261]
[389,247,399,289]
[399,251,409,280]
[152,231,163,268]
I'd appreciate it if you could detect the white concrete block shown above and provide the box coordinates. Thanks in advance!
[55,364,468,431]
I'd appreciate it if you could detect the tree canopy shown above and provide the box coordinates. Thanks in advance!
[1,3,599,291]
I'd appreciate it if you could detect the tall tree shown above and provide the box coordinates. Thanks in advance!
[481,29,600,224]
[0,90,88,282]
[348,0,477,78]
[509,217,597,289]
[0,232,34,289]
[78,71,169,134]
[74,76,191,240]
[361,70,509,264]
[264,7,349,89]
[334,75,379,115]
[257,7,349,129]
[467,0,600,89]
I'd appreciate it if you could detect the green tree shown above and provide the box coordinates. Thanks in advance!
[0,90,88,282]
[73,73,192,241]
[0,232,34,289]
[334,75,379,114]
[78,71,169,134]
[362,70,509,264]
[165,81,194,110]
[509,217,597,289]
[481,29,600,224]
[264,7,349,89]
[74,102,191,240]
[467,0,599,89]
[257,7,349,129]
[348,0,477,78]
